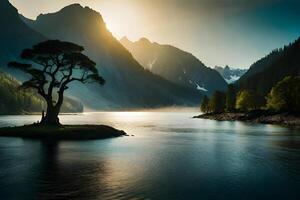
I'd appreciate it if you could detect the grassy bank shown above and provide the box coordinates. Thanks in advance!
[0,124,127,140]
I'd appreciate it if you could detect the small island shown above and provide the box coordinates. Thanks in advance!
[0,124,126,140]
[195,76,300,127]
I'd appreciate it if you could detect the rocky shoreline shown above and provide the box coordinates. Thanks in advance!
[194,111,300,127]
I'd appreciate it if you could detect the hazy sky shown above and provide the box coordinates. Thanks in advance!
[10,0,300,68]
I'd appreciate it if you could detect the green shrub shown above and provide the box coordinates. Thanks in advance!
[267,76,300,113]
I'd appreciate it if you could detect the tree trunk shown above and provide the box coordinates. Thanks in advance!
[40,88,65,126]
[40,100,61,126]
[40,108,60,126]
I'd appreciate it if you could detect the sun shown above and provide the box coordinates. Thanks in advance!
[104,19,120,38]
[95,3,142,40]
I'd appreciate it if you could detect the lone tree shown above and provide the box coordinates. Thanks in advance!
[8,40,105,126]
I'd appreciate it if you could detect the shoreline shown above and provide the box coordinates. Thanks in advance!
[0,107,200,116]
[194,111,300,127]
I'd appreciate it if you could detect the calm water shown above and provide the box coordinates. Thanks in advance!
[0,112,300,200]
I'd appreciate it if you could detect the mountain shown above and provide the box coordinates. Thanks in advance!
[0,0,45,68]
[0,71,83,114]
[214,66,247,84]
[237,37,300,95]
[22,4,201,109]
[120,37,227,95]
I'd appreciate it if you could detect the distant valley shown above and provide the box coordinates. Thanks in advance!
[214,66,247,84]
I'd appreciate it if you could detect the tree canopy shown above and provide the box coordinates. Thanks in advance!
[236,90,264,111]
[267,76,300,113]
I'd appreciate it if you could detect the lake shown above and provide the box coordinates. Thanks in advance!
[0,112,300,200]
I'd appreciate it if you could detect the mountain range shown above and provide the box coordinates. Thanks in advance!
[3,0,298,111]
[120,37,227,95]
[214,66,247,84]
[1,1,202,110]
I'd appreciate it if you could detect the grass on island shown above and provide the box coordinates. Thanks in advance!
[0,124,127,140]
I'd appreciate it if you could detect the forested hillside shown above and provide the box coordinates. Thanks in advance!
[0,72,83,114]
[201,37,300,115]
[237,37,300,95]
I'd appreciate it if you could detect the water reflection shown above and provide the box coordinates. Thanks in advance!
[270,137,300,182]
[35,141,110,199]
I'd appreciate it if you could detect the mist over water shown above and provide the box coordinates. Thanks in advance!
[1,112,300,199]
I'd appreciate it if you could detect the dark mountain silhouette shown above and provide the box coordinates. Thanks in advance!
[214,66,247,83]
[0,0,45,68]
[18,3,201,109]
[237,37,300,95]
[120,37,227,95]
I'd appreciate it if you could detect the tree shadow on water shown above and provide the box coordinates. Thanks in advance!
[36,141,110,200]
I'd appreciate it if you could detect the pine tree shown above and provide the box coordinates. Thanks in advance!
[200,95,210,113]
[225,84,236,112]
[209,91,226,113]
